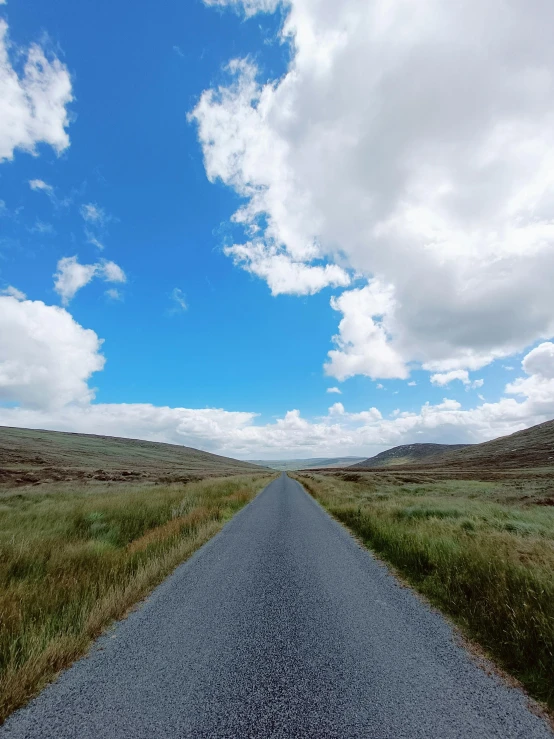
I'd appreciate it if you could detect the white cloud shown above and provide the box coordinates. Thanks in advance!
[431,370,470,387]
[194,0,554,381]
[0,296,104,410]
[431,370,485,389]
[408,381,417,387]
[521,341,554,380]
[80,203,106,224]
[54,256,126,305]
[85,230,104,250]
[171,288,188,311]
[29,221,55,235]
[105,288,122,301]
[203,0,281,17]
[54,257,98,305]
[29,179,54,195]
[325,283,407,380]
[0,20,72,162]
[326,386,341,394]
[101,260,126,283]
[224,243,350,296]
[1,285,26,299]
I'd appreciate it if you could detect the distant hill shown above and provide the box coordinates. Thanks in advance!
[249,457,367,471]
[0,426,265,487]
[351,443,471,469]
[415,419,554,470]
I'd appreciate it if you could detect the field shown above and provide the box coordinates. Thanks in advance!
[0,473,273,723]
[294,467,554,711]
[0,425,272,723]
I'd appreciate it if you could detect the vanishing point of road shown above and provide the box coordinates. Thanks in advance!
[2,474,552,738]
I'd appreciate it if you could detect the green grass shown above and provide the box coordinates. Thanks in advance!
[0,473,272,723]
[295,471,554,711]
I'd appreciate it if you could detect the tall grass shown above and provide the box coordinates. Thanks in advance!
[296,472,554,711]
[0,474,271,723]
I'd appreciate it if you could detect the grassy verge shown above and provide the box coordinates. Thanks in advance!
[294,470,554,710]
[0,473,272,723]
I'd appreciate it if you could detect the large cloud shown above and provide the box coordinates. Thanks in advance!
[193,0,554,379]
[0,296,105,409]
[0,19,72,161]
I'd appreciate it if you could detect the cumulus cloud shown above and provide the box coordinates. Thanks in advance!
[0,20,72,162]
[325,283,407,380]
[224,244,350,296]
[54,256,126,304]
[521,342,554,380]
[326,387,341,394]
[431,370,470,387]
[0,296,104,410]
[193,0,554,380]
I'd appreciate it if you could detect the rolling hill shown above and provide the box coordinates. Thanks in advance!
[249,457,367,471]
[0,426,264,487]
[415,419,554,470]
[351,443,470,469]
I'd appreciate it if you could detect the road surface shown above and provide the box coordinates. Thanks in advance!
[2,473,552,738]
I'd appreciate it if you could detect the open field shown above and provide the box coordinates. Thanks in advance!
[0,471,274,724]
[293,466,554,711]
[0,426,263,489]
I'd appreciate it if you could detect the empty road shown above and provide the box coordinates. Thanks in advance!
[2,473,552,738]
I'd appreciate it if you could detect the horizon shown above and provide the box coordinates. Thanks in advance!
[2,0,554,459]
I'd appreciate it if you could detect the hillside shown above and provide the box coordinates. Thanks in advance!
[351,443,470,469]
[417,419,554,470]
[249,457,366,471]
[0,426,264,487]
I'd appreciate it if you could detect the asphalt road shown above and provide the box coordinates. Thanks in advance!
[2,473,552,738]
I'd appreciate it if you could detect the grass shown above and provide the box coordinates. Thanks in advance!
[294,470,554,711]
[0,473,272,723]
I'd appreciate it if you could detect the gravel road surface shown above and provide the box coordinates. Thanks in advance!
[2,473,552,738]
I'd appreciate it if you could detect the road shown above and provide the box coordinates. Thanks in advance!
[2,473,552,738]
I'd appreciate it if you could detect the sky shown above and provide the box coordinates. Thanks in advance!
[1,0,554,460]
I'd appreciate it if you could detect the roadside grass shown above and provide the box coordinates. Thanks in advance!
[0,473,272,724]
[294,471,554,711]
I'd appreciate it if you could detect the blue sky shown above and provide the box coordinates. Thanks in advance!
[1,0,554,458]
